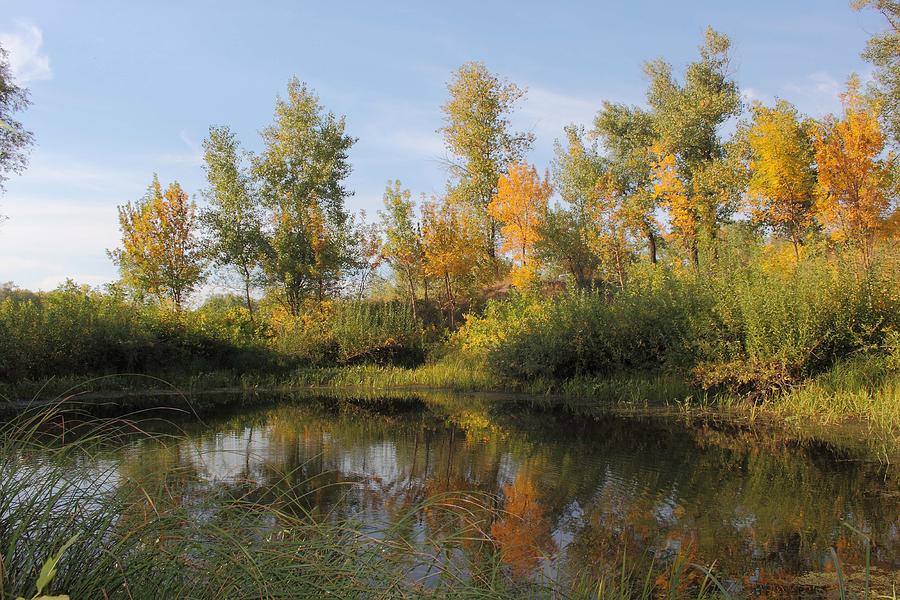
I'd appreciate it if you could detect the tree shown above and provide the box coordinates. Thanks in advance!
[592,103,661,263]
[814,78,895,268]
[253,79,356,314]
[545,126,604,286]
[201,125,264,315]
[380,181,425,320]
[422,198,480,326]
[585,172,638,289]
[644,28,742,268]
[110,176,205,308]
[347,210,383,300]
[489,163,552,288]
[0,44,34,194]
[650,146,697,267]
[441,62,534,264]
[853,0,900,148]
[744,100,816,261]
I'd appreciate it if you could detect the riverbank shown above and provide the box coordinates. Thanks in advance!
[3,353,897,459]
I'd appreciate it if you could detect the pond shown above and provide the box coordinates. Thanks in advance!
[50,391,900,595]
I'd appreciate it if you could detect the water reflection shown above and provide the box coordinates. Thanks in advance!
[114,391,899,593]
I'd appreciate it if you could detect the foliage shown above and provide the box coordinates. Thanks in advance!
[743,99,816,260]
[253,78,356,313]
[0,43,33,192]
[201,125,265,314]
[108,176,205,308]
[814,78,895,267]
[422,197,481,326]
[454,247,899,395]
[644,28,742,267]
[489,162,552,287]
[380,181,424,319]
[853,0,900,148]
[441,61,534,261]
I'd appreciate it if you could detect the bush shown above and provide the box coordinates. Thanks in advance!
[454,255,899,392]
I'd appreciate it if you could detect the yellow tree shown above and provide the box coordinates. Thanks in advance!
[650,146,698,269]
[109,175,205,308]
[746,100,817,261]
[422,198,479,326]
[488,162,552,288]
[815,78,895,268]
[585,173,636,289]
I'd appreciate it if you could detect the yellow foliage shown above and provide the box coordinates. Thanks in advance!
[650,146,697,254]
[746,100,816,258]
[814,79,894,265]
[490,472,556,576]
[488,162,551,287]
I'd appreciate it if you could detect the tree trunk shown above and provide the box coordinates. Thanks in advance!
[444,272,456,328]
[407,271,418,322]
[242,265,254,317]
[645,226,657,264]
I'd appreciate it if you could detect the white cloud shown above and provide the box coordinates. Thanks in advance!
[0,21,52,84]
[783,71,842,116]
[0,197,120,290]
[517,86,597,139]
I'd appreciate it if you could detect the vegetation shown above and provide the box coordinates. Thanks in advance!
[0,12,897,438]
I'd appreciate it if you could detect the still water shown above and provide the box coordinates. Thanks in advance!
[105,391,898,593]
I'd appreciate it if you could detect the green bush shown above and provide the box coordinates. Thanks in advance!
[455,255,899,394]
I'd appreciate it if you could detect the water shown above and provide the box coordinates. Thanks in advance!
[78,391,900,592]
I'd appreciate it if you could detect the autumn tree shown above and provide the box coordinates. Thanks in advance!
[489,163,552,288]
[441,62,534,264]
[0,44,34,194]
[585,173,639,289]
[380,181,425,320]
[592,103,661,263]
[110,176,205,308]
[253,79,356,314]
[743,100,816,261]
[347,210,383,300]
[814,78,895,268]
[201,125,264,315]
[644,28,742,268]
[422,198,480,326]
[853,0,900,148]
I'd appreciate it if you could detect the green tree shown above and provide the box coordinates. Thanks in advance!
[380,181,425,320]
[109,176,205,308]
[0,44,34,194]
[440,62,534,264]
[853,0,900,148]
[644,27,742,268]
[545,126,605,286]
[201,125,264,315]
[253,78,356,314]
[592,103,661,263]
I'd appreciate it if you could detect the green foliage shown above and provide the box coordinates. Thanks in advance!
[0,43,34,192]
[454,252,899,397]
[273,300,424,367]
[0,283,273,383]
[253,78,357,313]
[201,125,265,314]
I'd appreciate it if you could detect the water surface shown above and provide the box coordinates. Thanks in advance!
[96,391,900,593]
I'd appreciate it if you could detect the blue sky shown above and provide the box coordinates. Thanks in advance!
[0,0,884,291]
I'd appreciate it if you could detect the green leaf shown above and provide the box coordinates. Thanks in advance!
[34,533,80,595]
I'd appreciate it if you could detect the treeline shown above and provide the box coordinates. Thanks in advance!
[106,27,895,323]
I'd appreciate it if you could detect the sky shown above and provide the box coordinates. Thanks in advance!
[0,0,886,291]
